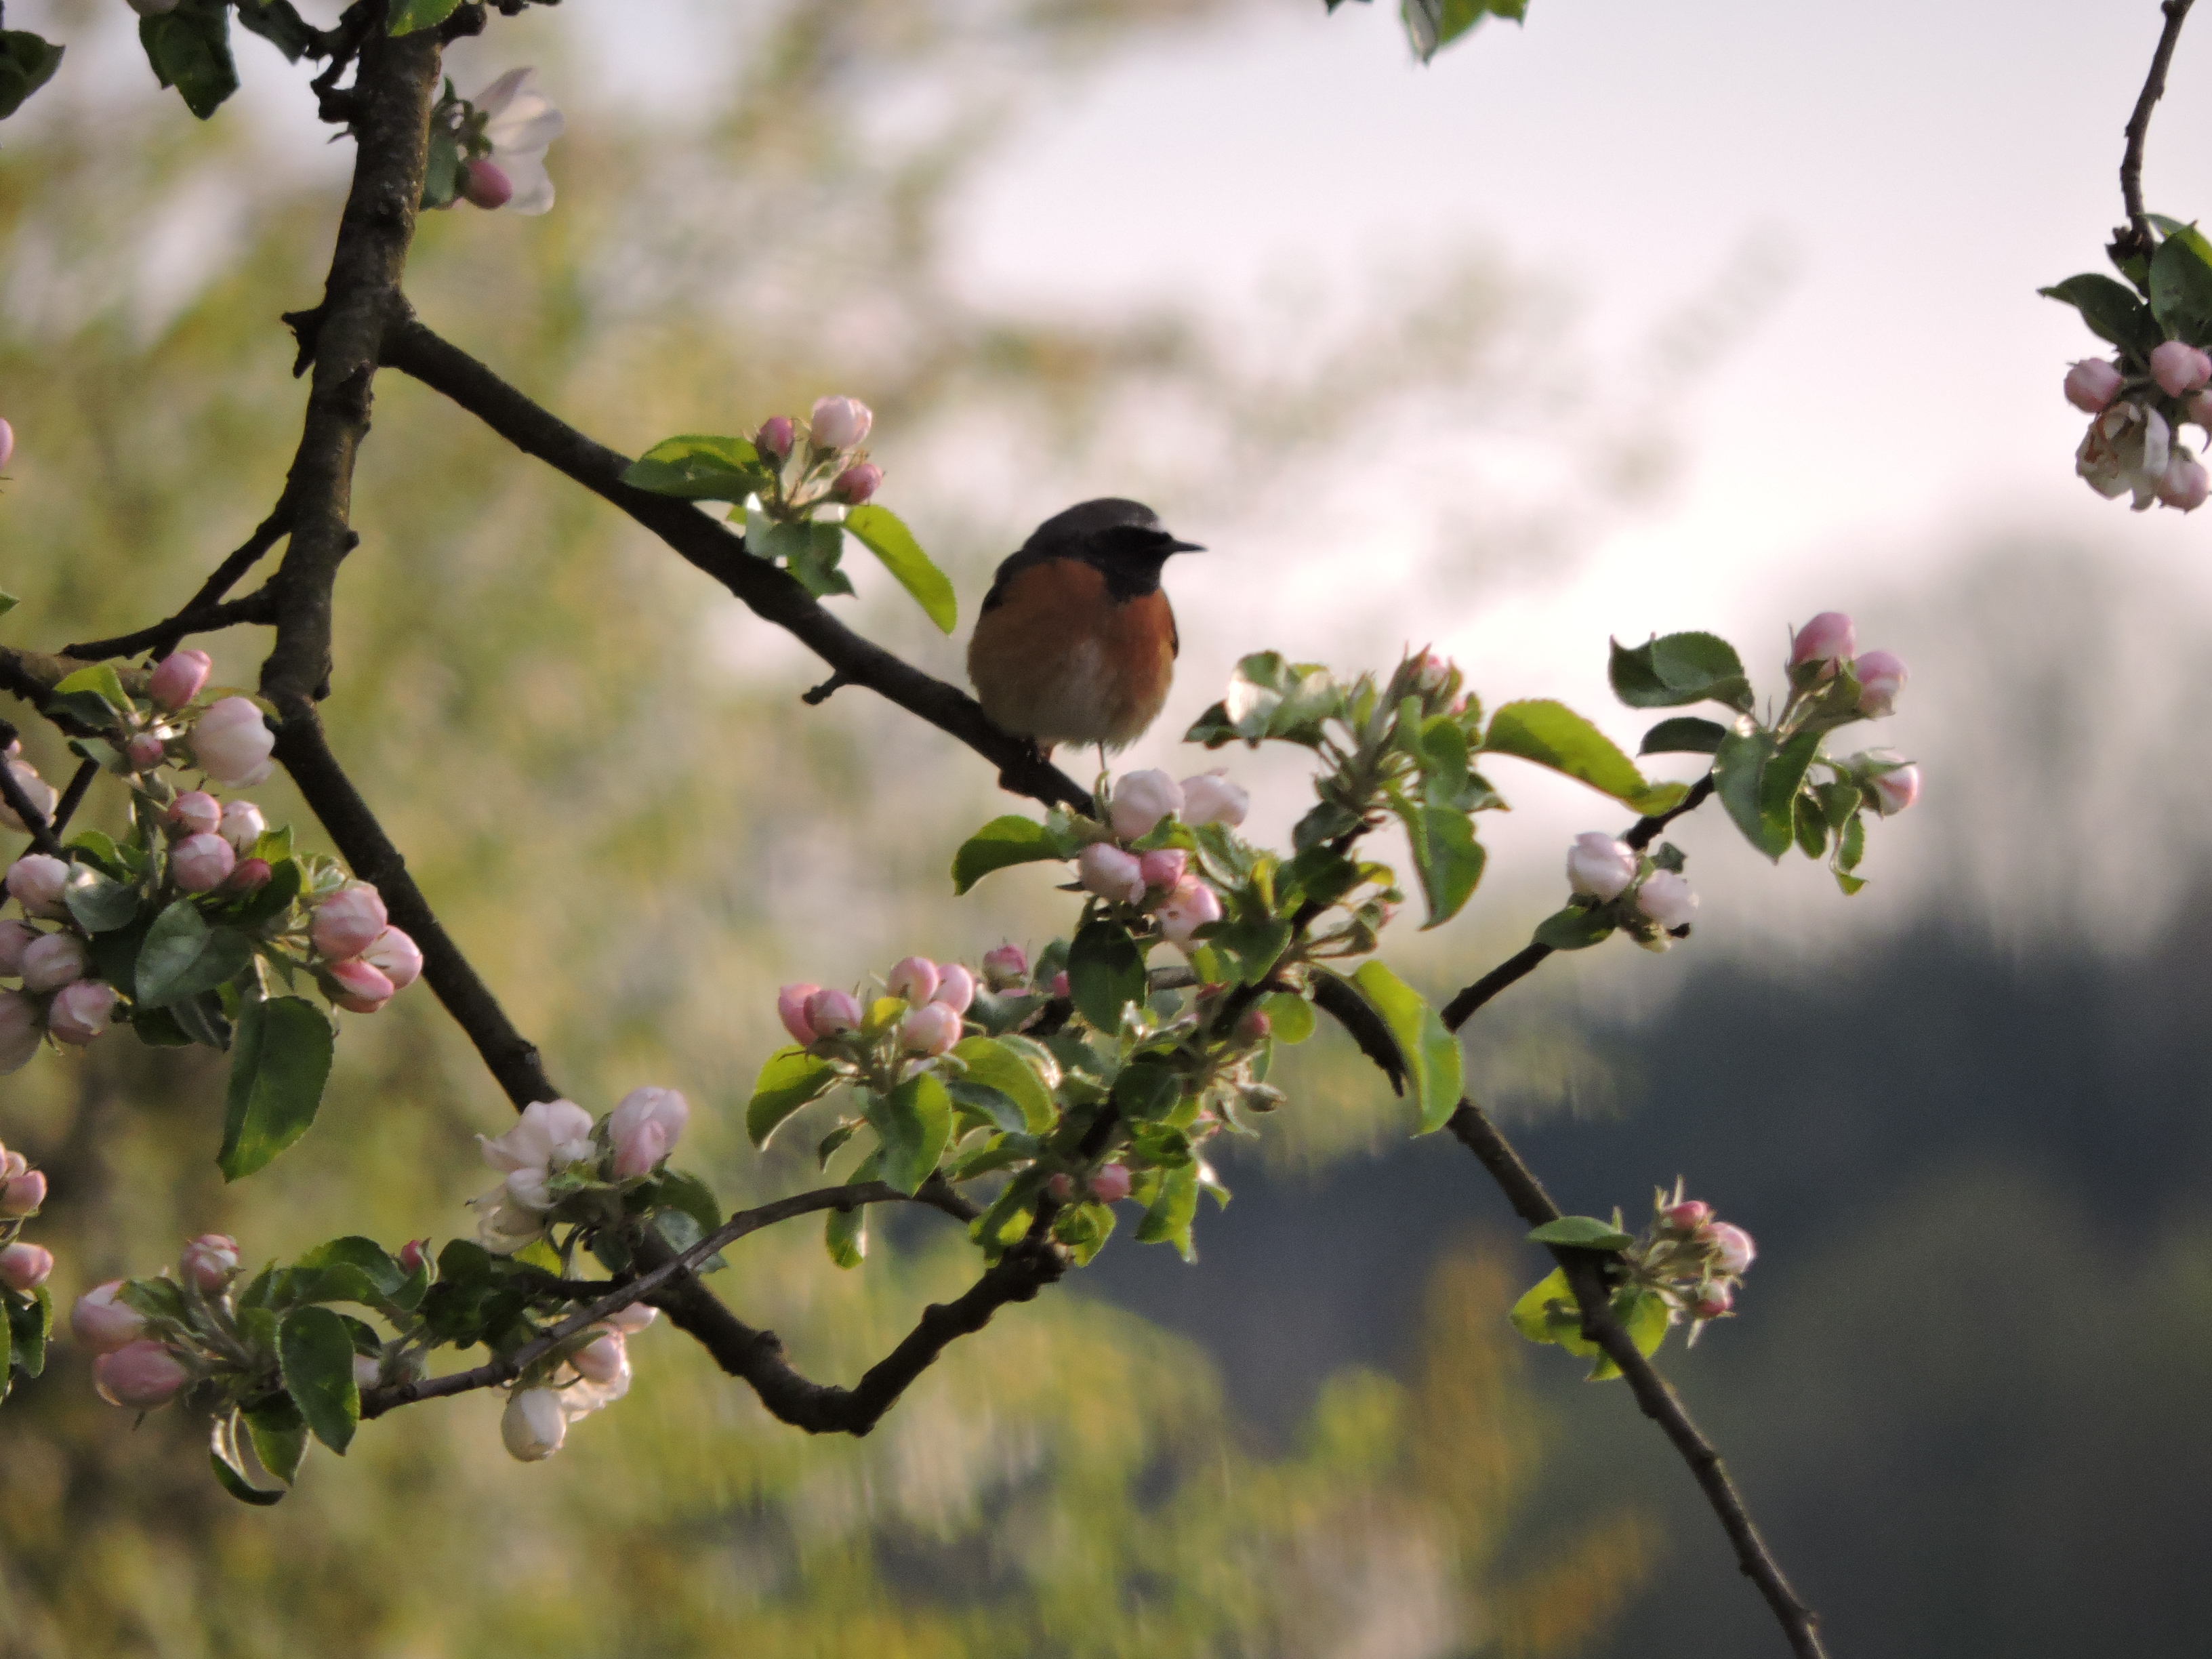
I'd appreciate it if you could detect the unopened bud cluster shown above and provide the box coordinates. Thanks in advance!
[1564,832,1699,949]
[1073,768,1248,946]
[0,1139,56,1379]
[2064,344,2212,512]
[752,394,883,515]
[501,1301,656,1463]
[778,949,983,1088]
[473,1088,692,1254]
[1624,1182,1758,1343]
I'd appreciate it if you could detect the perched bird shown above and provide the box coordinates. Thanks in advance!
[967,498,1204,762]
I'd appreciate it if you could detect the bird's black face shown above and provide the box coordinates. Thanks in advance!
[1021,498,1204,601]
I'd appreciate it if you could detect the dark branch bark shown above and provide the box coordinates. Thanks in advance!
[2117,0,2198,260]
[378,320,1092,815]
[49,760,98,838]
[64,506,292,661]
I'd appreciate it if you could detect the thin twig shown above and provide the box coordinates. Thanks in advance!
[2119,0,2198,255]
[49,760,98,838]
[64,507,292,661]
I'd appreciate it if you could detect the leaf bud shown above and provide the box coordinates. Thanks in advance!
[1565,832,1637,901]
[2064,359,2124,413]
[171,832,236,894]
[148,649,212,711]
[94,1338,190,1408]
[70,1281,147,1353]
[809,396,874,451]
[2151,339,2212,398]
[47,980,117,1044]
[1109,769,1184,840]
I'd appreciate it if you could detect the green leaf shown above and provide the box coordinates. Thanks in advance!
[845,505,958,634]
[1532,903,1616,951]
[136,901,252,1008]
[210,1413,287,1505]
[386,0,465,35]
[653,1170,724,1244]
[1755,727,1824,863]
[64,867,140,935]
[746,503,853,598]
[217,997,335,1181]
[950,1036,1056,1132]
[2150,226,2212,346]
[2039,273,2163,359]
[1639,716,1728,756]
[243,1395,310,1485]
[1259,991,1315,1044]
[1349,960,1462,1134]
[234,1,315,60]
[1528,1216,1636,1250]
[619,434,770,501]
[1111,1058,1183,1122]
[1608,634,1753,712]
[0,28,63,123]
[951,815,1063,895]
[277,1306,359,1454]
[1509,1267,1579,1346]
[1400,0,1519,61]
[422,121,462,211]
[1711,726,1788,860]
[1395,802,1485,928]
[1483,699,1685,815]
[745,1046,840,1149]
[52,663,132,719]
[825,1177,869,1269]
[1793,792,1828,859]
[292,1237,406,1301]
[1067,921,1145,1033]
[865,1072,953,1195]
[140,0,239,120]
[1586,1289,1672,1382]
[1134,1161,1200,1261]
[1198,917,1292,987]
[5,1285,52,1379]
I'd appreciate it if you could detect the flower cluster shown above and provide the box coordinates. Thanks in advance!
[777,951,982,1087]
[756,394,883,512]
[2064,346,2212,511]
[425,69,564,216]
[473,1089,692,1255]
[1073,769,1248,946]
[70,1231,249,1412]
[1626,1186,1758,1342]
[0,1137,56,1395]
[1563,832,1698,948]
[499,1301,656,1463]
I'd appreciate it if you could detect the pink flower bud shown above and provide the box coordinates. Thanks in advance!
[1088,1163,1133,1204]
[1708,1222,1756,1273]
[1109,769,1184,840]
[501,1387,567,1460]
[148,649,213,710]
[1139,848,1188,890]
[20,930,87,994]
[1565,832,1637,901]
[398,1239,428,1275]
[70,1281,147,1353]
[125,733,167,771]
[1078,842,1147,903]
[1635,869,1698,931]
[2192,389,2212,427]
[1853,650,1908,717]
[2063,359,2125,413]
[47,980,116,1044]
[609,1086,689,1179]
[1179,771,1249,828]
[1861,752,1920,816]
[574,1329,627,1384]
[1789,611,1856,668]
[224,858,273,894]
[899,1000,962,1056]
[805,987,863,1036]
[170,832,235,894]
[886,955,940,1006]
[2152,339,2212,398]
[312,884,388,962]
[1049,972,1071,998]
[1692,1284,1734,1319]
[329,956,395,1014]
[1156,875,1224,945]
[777,982,823,1044]
[0,417,12,471]
[0,757,54,835]
[354,1353,383,1391]
[809,395,874,451]
[1047,1172,1077,1202]
[603,1301,657,1335]
[167,792,222,838]
[218,800,266,854]
[0,1240,52,1292]
[0,1168,46,1216]
[1663,1201,1712,1233]
[0,919,35,975]
[180,1233,241,1293]
[2159,452,2211,511]
[7,855,70,918]
[1234,1008,1271,1043]
[461,157,515,209]
[94,1338,189,1408]
[981,945,1028,989]
[757,415,795,459]
[1,1151,23,1179]
[831,463,882,505]
[360,926,422,991]
[0,990,38,1073]
[189,697,276,788]
[932,962,976,1014]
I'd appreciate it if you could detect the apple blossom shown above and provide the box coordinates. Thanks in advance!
[2078,399,2171,509]
[475,1192,547,1255]
[1664,1201,1713,1233]
[1089,1163,1134,1204]
[1156,875,1224,945]
[1867,760,1921,816]
[329,956,395,1014]
[218,799,266,854]
[1789,611,1856,668]
[981,945,1029,989]
[1708,1221,1757,1273]
[474,68,564,216]
[225,859,273,894]
[501,1387,568,1460]
[603,1302,657,1336]
[831,463,882,505]
[190,697,275,787]
[777,982,822,1044]
[1179,771,1249,828]
[609,1086,689,1179]
[170,833,235,894]
[886,955,939,1006]
[0,1240,52,1292]
[2063,359,2124,413]
[148,649,212,710]
[480,1098,597,1176]
[1692,1284,1734,1319]
[1854,649,1908,718]
[0,416,12,469]
[180,1233,240,1293]
[0,1168,46,1216]
[167,792,222,837]
[5,855,68,918]
[1139,848,1189,890]
[0,991,38,1073]
[1078,842,1147,904]
[932,962,977,1013]
[94,1339,190,1408]
[562,1346,632,1419]
[48,981,117,1044]
[0,756,56,834]
[70,1282,147,1353]
[398,1239,429,1275]
[900,1000,962,1056]
[805,987,864,1036]
[0,919,34,975]
[757,415,795,459]
[1109,770,1184,840]
[1565,832,1637,901]
[354,1353,384,1391]
[312,884,388,962]
[125,734,167,771]
[359,926,423,991]
[573,1329,627,1385]
[2151,339,2212,397]
[20,930,86,994]
[2159,451,2211,511]
[1636,870,1698,930]
[460,157,514,209]
[810,395,873,450]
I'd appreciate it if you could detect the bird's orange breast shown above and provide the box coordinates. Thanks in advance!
[968,559,1177,750]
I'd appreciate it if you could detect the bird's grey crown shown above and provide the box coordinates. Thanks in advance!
[1021,497,1164,553]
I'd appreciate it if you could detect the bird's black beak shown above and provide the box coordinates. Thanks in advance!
[1161,538,1206,555]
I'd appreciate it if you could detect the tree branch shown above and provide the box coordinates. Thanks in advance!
[378,319,1092,815]
[64,505,291,661]
[2117,0,2198,259]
